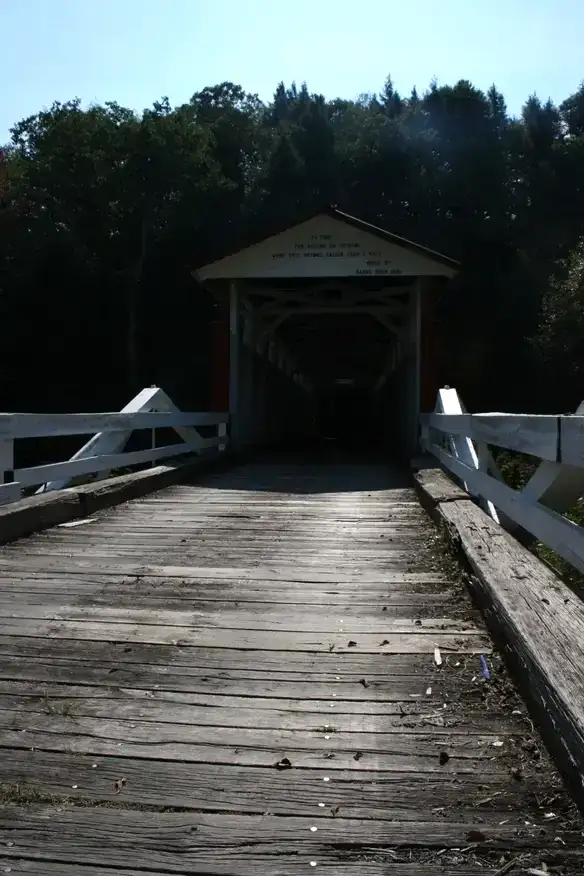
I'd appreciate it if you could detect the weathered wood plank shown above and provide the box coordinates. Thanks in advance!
[0,859,517,876]
[0,588,455,610]
[0,718,511,773]
[0,460,580,874]
[0,637,479,675]
[0,569,450,590]
[0,656,484,699]
[0,550,428,569]
[0,864,168,876]
[0,689,518,733]
[2,750,548,820]
[0,603,478,634]
[0,861,534,876]
[0,559,446,583]
[0,619,489,652]
[412,467,472,510]
[0,807,579,874]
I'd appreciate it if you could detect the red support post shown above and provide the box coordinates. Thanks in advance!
[420,285,441,413]
[210,309,230,412]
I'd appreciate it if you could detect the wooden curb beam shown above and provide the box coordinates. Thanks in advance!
[414,465,584,811]
[0,489,83,545]
[0,452,235,547]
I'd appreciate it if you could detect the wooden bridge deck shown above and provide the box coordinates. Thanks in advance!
[0,462,581,875]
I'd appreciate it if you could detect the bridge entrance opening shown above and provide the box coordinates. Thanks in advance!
[195,208,459,460]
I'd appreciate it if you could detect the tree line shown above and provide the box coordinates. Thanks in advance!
[1,76,584,415]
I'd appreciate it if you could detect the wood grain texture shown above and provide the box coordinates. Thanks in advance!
[438,494,584,810]
[0,861,538,876]
[0,749,554,819]
[0,863,540,876]
[0,461,580,875]
[0,807,581,874]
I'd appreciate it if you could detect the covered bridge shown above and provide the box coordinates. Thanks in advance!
[195,208,459,456]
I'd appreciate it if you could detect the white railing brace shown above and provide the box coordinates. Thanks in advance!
[421,387,584,575]
[0,386,229,505]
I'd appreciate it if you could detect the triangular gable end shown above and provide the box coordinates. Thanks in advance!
[195,213,458,282]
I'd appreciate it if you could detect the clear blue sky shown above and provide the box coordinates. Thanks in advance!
[2,0,583,143]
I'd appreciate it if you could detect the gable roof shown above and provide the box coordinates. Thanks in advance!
[195,206,460,283]
[320,207,459,270]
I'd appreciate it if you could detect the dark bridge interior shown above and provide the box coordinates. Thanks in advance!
[209,276,422,462]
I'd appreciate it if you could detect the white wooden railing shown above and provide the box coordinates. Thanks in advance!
[421,386,584,575]
[0,386,228,506]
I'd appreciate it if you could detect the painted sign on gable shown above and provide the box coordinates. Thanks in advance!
[197,214,457,281]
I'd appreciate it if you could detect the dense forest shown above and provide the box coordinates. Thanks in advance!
[1,76,584,415]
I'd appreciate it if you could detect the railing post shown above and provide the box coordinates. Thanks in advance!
[412,278,422,453]
[0,436,19,505]
[229,281,241,450]
[0,438,13,481]
[520,402,584,514]
[218,422,227,453]
[420,419,430,454]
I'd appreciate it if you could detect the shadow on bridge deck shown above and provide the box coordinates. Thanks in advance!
[0,462,581,873]
[192,451,413,495]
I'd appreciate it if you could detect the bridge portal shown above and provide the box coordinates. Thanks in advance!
[195,208,459,458]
